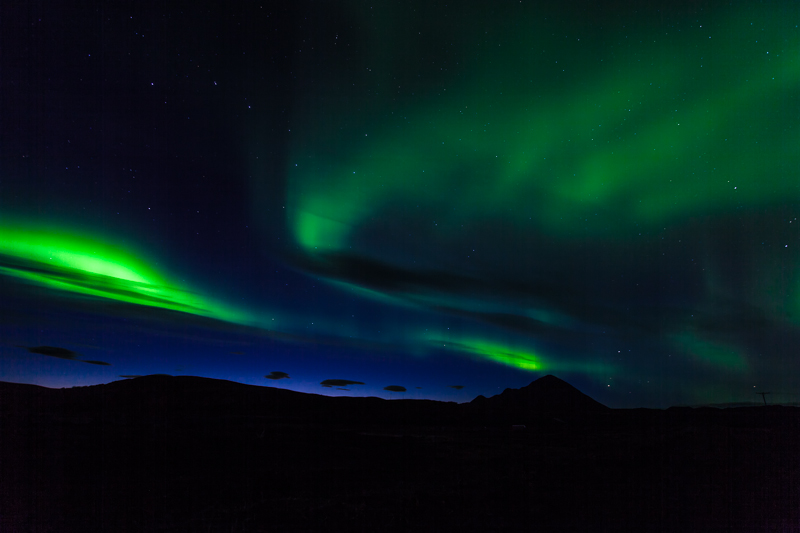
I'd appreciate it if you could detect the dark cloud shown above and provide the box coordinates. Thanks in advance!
[429,305,588,342]
[321,379,365,388]
[265,371,290,380]
[20,345,80,360]
[295,251,479,296]
[449,385,465,390]
[18,345,110,366]
[119,375,142,379]
[383,385,406,392]
[296,251,665,340]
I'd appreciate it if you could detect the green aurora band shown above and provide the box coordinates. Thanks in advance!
[670,332,748,372]
[289,8,799,246]
[279,3,800,374]
[0,222,255,326]
[426,337,544,372]
[427,337,614,376]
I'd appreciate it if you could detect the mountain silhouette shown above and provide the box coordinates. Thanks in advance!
[2,374,798,532]
[469,374,609,423]
[0,374,606,427]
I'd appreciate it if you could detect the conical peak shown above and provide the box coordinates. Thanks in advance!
[522,375,574,391]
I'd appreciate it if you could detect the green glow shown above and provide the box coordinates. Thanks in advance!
[273,3,800,382]
[428,333,617,378]
[287,7,800,251]
[0,222,255,325]
[671,332,748,371]
[433,338,544,371]
[296,210,350,252]
[427,335,612,377]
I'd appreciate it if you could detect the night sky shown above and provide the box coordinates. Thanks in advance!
[2,0,799,407]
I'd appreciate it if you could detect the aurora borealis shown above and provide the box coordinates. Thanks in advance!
[2,0,799,406]
[0,220,257,325]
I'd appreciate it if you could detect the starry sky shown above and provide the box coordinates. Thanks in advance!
[2,0,799,407]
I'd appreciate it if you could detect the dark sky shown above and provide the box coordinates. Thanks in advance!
[2,0,799,407]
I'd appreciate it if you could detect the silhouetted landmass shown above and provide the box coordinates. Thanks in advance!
[469,374,610,424]
[1,374,798,532]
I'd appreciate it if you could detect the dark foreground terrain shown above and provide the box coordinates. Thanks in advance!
[1,375,798,532]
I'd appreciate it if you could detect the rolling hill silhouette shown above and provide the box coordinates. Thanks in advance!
[0,374,605,428]
[2,374,798,532]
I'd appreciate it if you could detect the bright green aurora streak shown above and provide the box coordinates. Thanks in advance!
[0,222,255,326]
